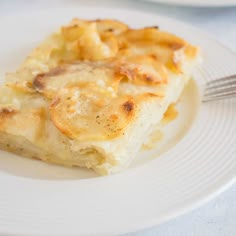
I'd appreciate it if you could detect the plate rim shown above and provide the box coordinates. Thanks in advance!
[140,0,236,7]
[0,6,235,236]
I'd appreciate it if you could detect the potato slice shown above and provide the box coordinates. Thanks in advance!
[49,86,137,141]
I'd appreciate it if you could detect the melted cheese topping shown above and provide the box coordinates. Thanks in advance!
[5,19,199,92]
[162,103,179,125]
[0,18,201,174]
[33,60,164,141]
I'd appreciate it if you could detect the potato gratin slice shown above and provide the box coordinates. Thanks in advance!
[0,19,201,175]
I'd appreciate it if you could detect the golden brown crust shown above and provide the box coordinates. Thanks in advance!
[0,106,46,143]
[69,18,129,35]
[0,107,17,116]
[115,55,168,85]
[122,100,134,114]
[117,28,186,50]
[0,108,17,130]
[33,67,67,92]
[0,18,200,171]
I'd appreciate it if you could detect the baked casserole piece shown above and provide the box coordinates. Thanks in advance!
[0,19,201,175]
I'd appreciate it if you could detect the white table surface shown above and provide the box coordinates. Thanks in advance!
[0,1,235,235]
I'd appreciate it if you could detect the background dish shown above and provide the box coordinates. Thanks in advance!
[0,6,235,236]
[140,0,236,7]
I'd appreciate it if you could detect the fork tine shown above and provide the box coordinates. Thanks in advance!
[205,74,236,86]
[203,91,236,102]
[204,84,236,96]
[205,80,236,91]
[203,74,236,102]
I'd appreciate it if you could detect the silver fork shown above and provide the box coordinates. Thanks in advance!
[203,74,236,102]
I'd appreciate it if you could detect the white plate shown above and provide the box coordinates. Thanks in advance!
[140,0,236,7]
[0,6,236,236]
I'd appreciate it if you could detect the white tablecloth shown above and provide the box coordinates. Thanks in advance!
[0,1,235,235]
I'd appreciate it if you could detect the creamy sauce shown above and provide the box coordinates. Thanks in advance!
[142,104,178,150]
[142,130,163,150]
[161,103,178,126]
